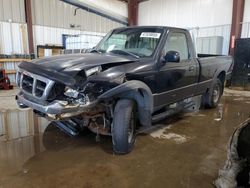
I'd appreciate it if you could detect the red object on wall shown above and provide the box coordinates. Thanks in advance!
[0,69,13,90]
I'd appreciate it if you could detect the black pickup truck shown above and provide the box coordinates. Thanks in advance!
[16,26,233,154]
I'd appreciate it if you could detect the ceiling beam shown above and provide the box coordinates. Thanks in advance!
[61,0,128,25]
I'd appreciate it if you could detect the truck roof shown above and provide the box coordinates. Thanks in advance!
[114,25,188,32]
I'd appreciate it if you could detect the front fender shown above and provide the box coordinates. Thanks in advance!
[98,80,153,127]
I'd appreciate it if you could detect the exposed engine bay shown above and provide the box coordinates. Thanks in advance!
[16,59,130,136]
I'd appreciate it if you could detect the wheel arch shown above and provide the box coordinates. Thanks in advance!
[98,80,153,127]
[217,71,226,94]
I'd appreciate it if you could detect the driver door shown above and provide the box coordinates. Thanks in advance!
[154,31,198,108]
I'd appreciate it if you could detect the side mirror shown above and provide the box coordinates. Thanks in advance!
[164,51,180,63]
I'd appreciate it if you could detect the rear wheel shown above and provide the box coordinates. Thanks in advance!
[203,78,223,108]
[112,99,137,154]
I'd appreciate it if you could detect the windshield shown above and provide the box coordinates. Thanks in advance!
[95,28,164,58]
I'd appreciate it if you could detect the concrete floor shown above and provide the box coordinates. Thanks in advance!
[0,89,250,188]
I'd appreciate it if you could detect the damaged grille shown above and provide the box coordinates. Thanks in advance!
[22,74,34,93]
[17,70,55,100]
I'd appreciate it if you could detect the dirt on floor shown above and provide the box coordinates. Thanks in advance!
[0,89,250,188]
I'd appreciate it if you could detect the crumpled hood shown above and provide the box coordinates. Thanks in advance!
[18,53,137,86]
[31,53,137,74]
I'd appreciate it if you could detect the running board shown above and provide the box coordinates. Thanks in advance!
[137,100,196,134]
[152,107,181,123]
[152,101,194,123]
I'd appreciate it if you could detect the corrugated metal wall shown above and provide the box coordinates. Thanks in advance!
[78,0,128,18]
[0,22,28,54]
[31,0,124,32]
[30,0,124,49]
[190,24,231,55]
[241,0,250,38]
[138,0,233,55]
[0,0,26,23]
[241,22,250,38]
[33,25,82,47]
[243,0,250,22]
[65,32,105,50]
[0,0,126,54]
[138,0,233,27]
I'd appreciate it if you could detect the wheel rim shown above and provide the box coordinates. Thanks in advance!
[128,110,135,144]
[213,84,221,104]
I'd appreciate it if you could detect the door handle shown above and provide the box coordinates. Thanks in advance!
[189,66,195,71]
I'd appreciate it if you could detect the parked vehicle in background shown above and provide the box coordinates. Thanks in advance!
[16,26,233,154]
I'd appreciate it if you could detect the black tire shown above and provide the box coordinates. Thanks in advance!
[203,78,223,108]
[112,99,137,154]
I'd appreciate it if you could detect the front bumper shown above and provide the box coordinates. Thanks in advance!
[16,92,97,119]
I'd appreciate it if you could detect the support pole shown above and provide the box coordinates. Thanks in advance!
[24,0,34,54]
[229,0,245,55]
[128,0,139,26]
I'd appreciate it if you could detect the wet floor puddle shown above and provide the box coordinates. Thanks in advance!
[150,125,191,144]
[0,95,250,187]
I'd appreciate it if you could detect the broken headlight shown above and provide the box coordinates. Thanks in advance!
[83,82,118,101]
[64,87,79,98]
[85,66,102,77]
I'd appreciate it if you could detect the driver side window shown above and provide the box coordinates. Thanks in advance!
[163,32,189,61]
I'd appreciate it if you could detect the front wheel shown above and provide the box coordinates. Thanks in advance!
[203,78,223,108]
[112,99,137,154]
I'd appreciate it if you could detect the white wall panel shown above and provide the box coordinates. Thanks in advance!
[0,22,28,54]
[190,24,231,55]
[33,25,81,47]
[31,0,125,33]
[78,0,128,17]
[241,22,250,38]
[33,25,108,47]
[241,0,250,38]
[138,0,233,28]
[0,0,124,56]
[0,0,25,23]
[138,0,233,55]
[65,32,105,49]
[243,0,250,22]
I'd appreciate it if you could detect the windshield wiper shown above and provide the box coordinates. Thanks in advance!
[108,49,140,59]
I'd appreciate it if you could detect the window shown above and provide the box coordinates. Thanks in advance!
[96,28,163,57]
[163,32,189,60]
[102,34,127,51]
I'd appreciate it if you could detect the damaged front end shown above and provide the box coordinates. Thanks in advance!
[16,62,126,136]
